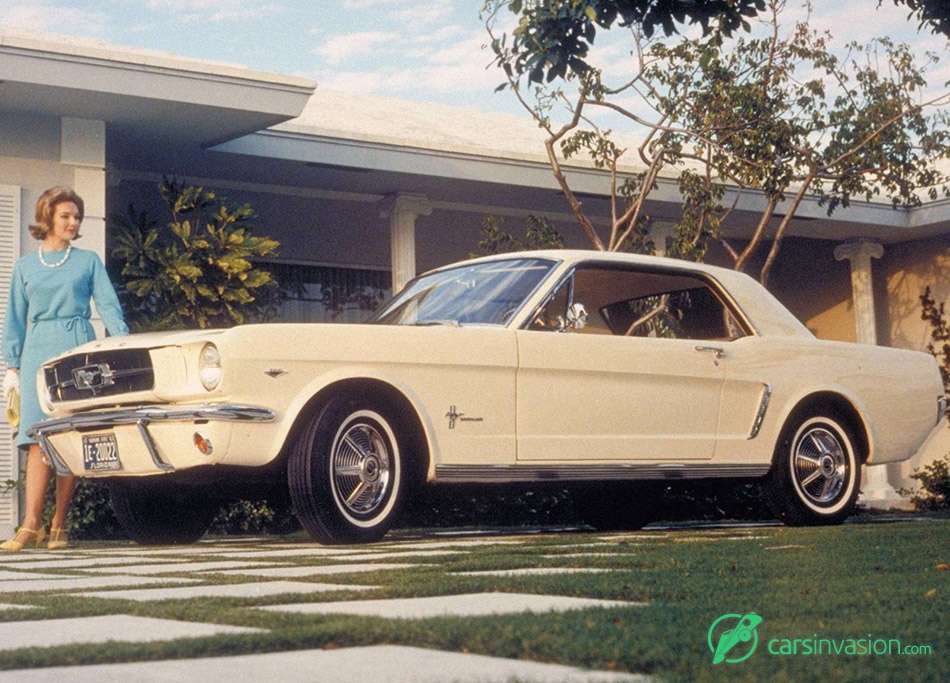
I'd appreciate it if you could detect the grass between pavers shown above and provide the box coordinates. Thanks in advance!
[0,519,944,682]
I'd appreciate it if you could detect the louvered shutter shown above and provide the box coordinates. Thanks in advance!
[0,186,21,531]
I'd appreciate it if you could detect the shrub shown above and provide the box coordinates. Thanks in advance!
[209,499,300,536]
[111,178,283,331]
[905,454,950,511]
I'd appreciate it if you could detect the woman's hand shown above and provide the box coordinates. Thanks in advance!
[3,368,19,401]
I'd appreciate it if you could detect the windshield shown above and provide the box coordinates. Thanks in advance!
[371,258,556,326]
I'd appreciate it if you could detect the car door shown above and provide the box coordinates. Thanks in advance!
[515,264,741,462]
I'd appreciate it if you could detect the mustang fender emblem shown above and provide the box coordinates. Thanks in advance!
[264,368,287,378]
[445,405,483,429]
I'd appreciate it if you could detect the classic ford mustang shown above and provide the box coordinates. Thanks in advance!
[30,251,945,544]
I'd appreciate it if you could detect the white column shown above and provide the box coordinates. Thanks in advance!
[650,221,676,257]
[379,193,432,294]
[833,240,883,345]
[834,240,906,508]
[62,118,108,336]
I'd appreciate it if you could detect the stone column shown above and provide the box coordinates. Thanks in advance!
[834,240,905,508]
[379,193,432,294]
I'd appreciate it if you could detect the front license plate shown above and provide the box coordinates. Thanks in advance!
[82,434,122,471]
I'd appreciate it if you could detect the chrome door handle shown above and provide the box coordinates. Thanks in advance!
[694,345,725,360]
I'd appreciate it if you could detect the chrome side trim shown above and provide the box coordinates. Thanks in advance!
[434,463,771,484]
[28,405,276,476]
[748,383,772,440]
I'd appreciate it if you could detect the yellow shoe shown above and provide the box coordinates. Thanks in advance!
[0,527,46,552]
[47,527,69,550]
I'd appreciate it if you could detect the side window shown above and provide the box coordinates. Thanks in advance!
[601,285,744,340]
[528,276,571,331]
[528,264,748,340]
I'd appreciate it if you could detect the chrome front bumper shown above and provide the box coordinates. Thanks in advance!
[29,404,275,476]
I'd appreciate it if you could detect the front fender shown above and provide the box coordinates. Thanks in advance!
[270,365,441,479]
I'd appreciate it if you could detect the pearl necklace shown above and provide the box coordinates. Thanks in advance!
[38,244,72,268]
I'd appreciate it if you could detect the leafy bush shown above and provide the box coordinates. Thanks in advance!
[905,455,950,511]
[470,214,565,258]
[912,287,950,511]
[208,499,300,536]
[60,480,125,540]
[920,285,950,405]
[112,179,283,331]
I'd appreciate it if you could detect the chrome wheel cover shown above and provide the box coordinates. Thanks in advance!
[792,426,847,505]
[332,420,392,516]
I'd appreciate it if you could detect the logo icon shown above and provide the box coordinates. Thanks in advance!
[445,405,463,429]
[708,612,762,664]
[71,363,116,393]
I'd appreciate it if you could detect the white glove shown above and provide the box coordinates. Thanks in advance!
[3,368,19,402]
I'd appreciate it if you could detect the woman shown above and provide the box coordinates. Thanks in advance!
[1,186,128,551]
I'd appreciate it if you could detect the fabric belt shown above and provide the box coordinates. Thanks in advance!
[34,316,90,347]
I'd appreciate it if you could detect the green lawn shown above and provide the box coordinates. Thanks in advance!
[0,518,946,682]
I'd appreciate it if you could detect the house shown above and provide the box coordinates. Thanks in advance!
[1,29,947,533]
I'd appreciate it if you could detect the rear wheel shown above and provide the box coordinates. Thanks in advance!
[766,411,861,526]
[109,479,219,545]
[288,395,407,544]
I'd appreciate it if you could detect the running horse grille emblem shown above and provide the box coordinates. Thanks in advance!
[72,364,116,392]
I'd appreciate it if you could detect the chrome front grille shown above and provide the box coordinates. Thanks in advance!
[45,349,154,402]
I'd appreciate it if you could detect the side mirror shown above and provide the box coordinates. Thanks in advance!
[557,302,588,332]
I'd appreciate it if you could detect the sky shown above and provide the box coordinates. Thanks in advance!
[0,0,947,118]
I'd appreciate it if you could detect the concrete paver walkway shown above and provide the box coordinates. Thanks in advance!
[0,531,658,682]
[0,645,650,682]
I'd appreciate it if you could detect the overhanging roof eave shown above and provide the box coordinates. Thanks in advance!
[0,31,316,144]
[212,129,936,232]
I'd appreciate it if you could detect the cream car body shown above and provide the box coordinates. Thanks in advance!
[31,251,945,544]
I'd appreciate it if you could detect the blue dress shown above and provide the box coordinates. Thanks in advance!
[2,246,129,447]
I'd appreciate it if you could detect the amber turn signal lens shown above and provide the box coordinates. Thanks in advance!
[193,432,213,455]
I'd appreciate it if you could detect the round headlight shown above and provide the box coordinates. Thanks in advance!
[198,343,222,391]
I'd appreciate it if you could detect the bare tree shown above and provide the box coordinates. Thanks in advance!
[484,1,950,283]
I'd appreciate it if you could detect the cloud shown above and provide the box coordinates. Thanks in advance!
[313,69,387,93]
[314,31,400,67]
[425,34,488,67]
[342,0,405,8]
[311,24,503,101]
[206,3,284,22]
[143,0,285,22]
[145,0,237,10]
[386,59,502,96]
[413,24,465,43]
[388,0,453,26]
[0,1,107,35]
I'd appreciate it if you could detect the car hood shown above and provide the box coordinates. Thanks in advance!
[47,328,228,360]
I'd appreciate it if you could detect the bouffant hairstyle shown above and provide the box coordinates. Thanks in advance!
[29,186,84,241]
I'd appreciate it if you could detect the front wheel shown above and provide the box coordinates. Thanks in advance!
[288,396,407,544]
[765,412,861,526]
